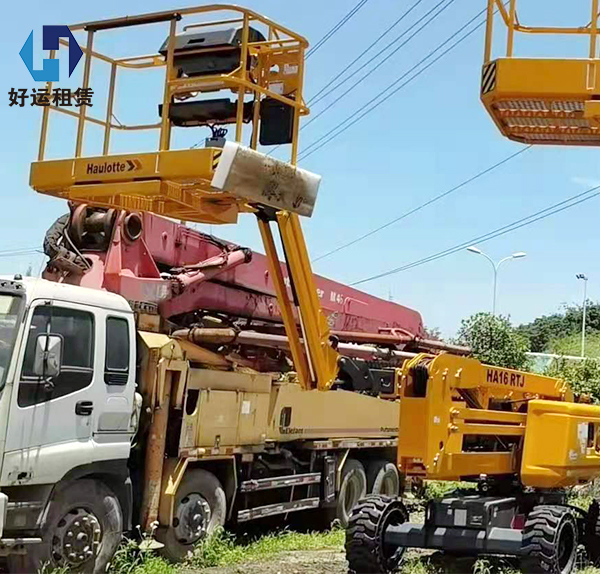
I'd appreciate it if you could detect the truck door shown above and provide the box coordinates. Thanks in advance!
[92,311,136,462]
[3,301,102,484]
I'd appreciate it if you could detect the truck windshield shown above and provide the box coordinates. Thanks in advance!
[0,294,22,388]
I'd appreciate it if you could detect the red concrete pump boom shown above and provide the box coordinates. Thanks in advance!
[43,206,425,339]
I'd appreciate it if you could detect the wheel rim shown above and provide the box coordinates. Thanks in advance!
[343,474,361,516]
[558,519,576,573]
[51,507,102,568]
[173,493,211,545]
[380,474,397,496]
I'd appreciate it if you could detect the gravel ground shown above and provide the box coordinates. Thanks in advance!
[191,549,348,574]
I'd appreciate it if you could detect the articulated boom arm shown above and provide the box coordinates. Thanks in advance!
[29,5,339,391]
[398,353,600,488]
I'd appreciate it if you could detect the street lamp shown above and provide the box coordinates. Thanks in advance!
[467,246,527,315]
[576,273,589,358]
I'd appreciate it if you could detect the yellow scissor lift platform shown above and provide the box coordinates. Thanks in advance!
[481,0,600,146]
[29,5,339,392]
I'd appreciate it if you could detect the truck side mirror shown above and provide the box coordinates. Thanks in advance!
[33,334,62,380]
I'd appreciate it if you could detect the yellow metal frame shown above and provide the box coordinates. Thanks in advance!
[30,5,339,392]
[396,353,600,487]
[483,0,600,64]
[481,0,600,146]
[38,5,309,162]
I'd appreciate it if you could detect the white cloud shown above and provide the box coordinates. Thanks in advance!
[571,176,600,188]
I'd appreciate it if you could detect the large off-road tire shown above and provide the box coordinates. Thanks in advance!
[346,495,408,574]
[7,479,122,574]
[157,469,226,562]
[585,500,600,565]
[367,460,400,497]
[521,505,578,574]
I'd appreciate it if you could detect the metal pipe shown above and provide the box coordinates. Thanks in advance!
[173,249,251,291]
[172,328,418,363]
[291,45,305,164]
[331,330,470,355]
[235,14,250,142]
[159,18,178,151]
[140,373,172,531]
[37,50,56,161]
[68,5,309,47]
[506,0,517,57]
[484,0,495,64]
[173,327,470,357]
[75,30,94,157]
[103,63,118,155]
[591,0,599,58]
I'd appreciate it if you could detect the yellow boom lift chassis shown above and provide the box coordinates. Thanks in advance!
[346,3,600,573]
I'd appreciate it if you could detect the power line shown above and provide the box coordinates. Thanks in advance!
[303,0,458,132]
[313,145,533,262]
[306,0,372,59]
[0,246,39,255]
[0,250,42,259]
[305,0,455,128]
[299,6,488,161]
[350,183,600,287]
[267,0,445,158]
[307,0,426,105]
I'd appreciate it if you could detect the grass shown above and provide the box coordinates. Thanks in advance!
[549,332,600,358]
[45,484,599,574]
[187,526,344,569]
[99,526,345,574]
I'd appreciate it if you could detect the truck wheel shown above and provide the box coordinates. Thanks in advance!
[346,495,408,574]
[521,506,578,574]
[368,460,400,497]
[157,469,226,562]
[335,459,367,528]
[7,479,122,574]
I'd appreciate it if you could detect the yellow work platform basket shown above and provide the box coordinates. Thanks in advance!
[481,0,600,146]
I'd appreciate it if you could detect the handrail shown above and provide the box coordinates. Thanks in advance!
[68,4,309,46]
[40,4,307,160]
[485,0,600,63]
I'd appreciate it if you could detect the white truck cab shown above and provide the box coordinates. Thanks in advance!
[0,276,137,569]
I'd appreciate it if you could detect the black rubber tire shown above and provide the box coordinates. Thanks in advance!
[521,505,578,574]
[584,499,600,565]
[7,479,122,574]
[157,469,226,562]
[335,459,367,529]
[346,495,408,574]
[367,460,400,497]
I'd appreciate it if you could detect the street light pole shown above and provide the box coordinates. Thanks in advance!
[467,247,527,315]
[576,274,589,357]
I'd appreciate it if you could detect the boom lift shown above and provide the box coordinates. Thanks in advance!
[345,3,600,573]
[0,6,462,572]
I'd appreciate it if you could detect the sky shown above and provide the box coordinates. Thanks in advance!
[1,0,599,338]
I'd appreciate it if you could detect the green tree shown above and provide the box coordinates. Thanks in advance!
[545,358,600,403]
[517,302,600,352]
[423,326,442,341]
[457,312,530,370]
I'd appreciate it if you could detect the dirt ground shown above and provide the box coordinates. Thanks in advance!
[194,550,347,574]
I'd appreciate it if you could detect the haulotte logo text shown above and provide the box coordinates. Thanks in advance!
[9,25,94,108]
